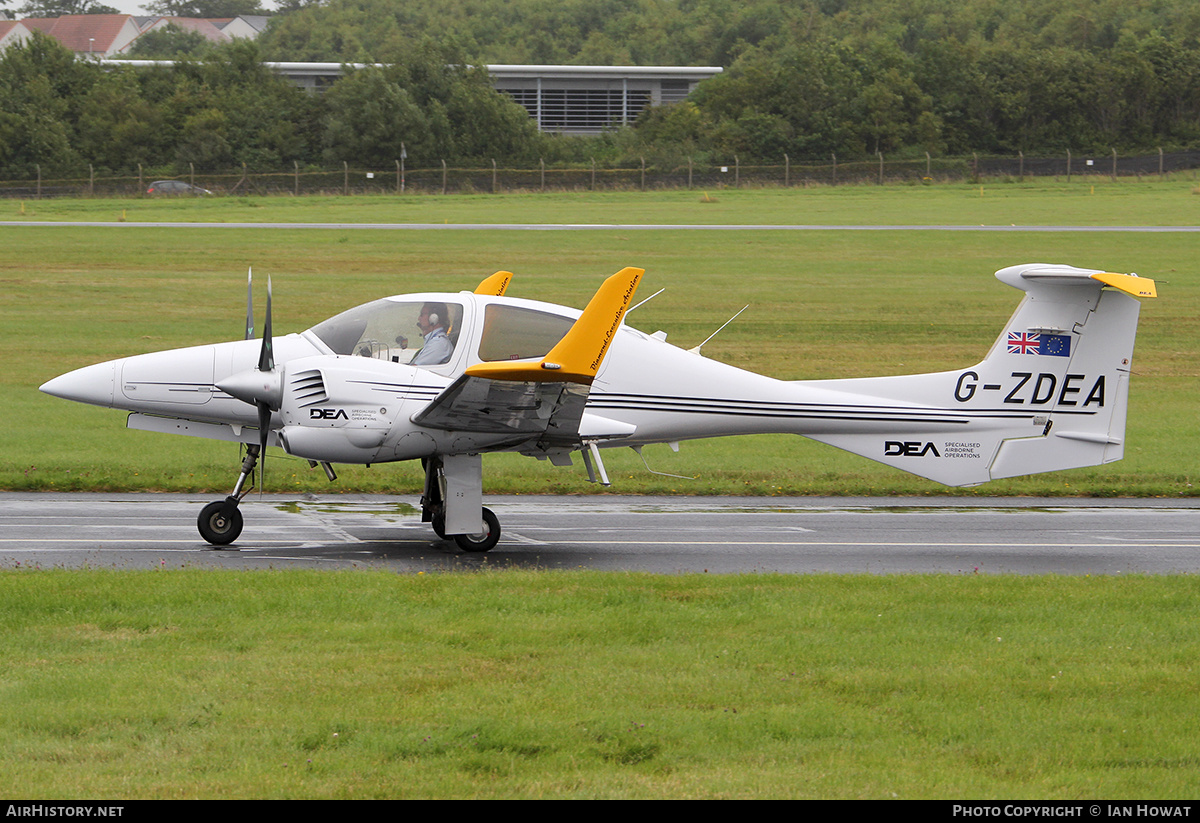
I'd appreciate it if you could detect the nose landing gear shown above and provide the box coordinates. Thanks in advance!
[197,444,260,545]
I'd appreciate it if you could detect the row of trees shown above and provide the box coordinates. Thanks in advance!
[0,34,551,177]
[255,0,1200,158]
[7,0,1200,173]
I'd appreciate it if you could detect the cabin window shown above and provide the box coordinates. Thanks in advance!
[477,305,572,362]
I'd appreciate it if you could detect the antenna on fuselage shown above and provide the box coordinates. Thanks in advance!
[626,287,664,314]
[688,305,749,356]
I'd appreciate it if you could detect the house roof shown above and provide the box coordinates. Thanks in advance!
[148,16,231,44]
[33,14,138,54]
[0,20,33,49]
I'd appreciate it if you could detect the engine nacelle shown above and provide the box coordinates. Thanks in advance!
[273,355,429,463]
[278,425,385,464]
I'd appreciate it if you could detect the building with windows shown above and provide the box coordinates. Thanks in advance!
[488,65,721,134]
[102,59,723,134]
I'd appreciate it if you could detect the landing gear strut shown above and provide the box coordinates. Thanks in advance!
[421,454,501,552]
[197,444,260,545]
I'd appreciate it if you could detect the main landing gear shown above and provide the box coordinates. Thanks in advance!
[197,444,259,545]
[421,454,501,552]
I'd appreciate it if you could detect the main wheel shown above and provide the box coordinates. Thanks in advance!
[453,507,500,553]
[198,500,243,545]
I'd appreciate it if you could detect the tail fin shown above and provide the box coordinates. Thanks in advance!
[805,264,1156,486]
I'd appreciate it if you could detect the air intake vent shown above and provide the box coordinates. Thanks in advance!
[291,369,328,407]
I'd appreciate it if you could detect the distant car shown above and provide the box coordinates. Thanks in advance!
[146,180,212,195]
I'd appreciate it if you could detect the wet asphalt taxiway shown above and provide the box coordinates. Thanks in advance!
[2,493,1198,575]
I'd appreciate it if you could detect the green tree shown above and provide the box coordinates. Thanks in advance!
[0,32,95,176]
[127,24,214,61]
[74,69,174,171]
[163,39,321,169]
[143,0,264,16]
[321,68,431,165]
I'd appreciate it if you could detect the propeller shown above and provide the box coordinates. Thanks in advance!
[255,276,275,461]
[245,267,254,341]
[216,274,283,491]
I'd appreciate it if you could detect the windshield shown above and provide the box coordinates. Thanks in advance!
[309,299,464,366]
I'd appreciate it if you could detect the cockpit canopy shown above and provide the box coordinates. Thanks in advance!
[307,296,575,369]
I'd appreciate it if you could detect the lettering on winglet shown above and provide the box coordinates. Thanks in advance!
[589,275,640,372]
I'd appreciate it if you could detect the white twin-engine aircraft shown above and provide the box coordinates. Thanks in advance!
[40,263,1156,551]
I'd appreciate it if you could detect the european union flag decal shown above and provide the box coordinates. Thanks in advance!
[1037,334,1071,357]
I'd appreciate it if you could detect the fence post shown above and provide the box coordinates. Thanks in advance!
[591,157,596,191]
[1019,151,1024,182]
[1111,147,1117,182]
[1159,147,1164,178]
[492,158,497,194]
[878,152,883,185]
[688,156,693,190]
[138,163,143,192]
[396,159,401,194]
[734,155,739,188]
[401,143,406,193]
[36,164,41,199]
[294,161,299,196]
[190,162,195,189]
[442,159,447,195]
[925,151,930,178]
[1066,150,1071,182]
[539,158,544,192]
[831,152,837,186]
[784,153,789,187]
[641,156,645,191]
[972,152,977,182]
[343,161,348,195]
[89,163,94,197]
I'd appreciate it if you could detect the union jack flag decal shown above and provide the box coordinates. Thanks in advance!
[1008,332,1040,354]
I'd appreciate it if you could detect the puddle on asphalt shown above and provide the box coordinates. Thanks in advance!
[274,500,420,520]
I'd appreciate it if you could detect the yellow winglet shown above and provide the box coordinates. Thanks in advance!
[1091,272,1157,298]
[465,266,644,385]
[474,270,513,296]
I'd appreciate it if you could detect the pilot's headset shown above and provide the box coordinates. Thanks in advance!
[426,302,450,332]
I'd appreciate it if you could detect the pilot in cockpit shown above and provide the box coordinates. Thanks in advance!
[410,301,454,366]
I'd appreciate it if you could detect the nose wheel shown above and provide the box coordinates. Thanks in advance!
[198,498,244,545]
[198,445,259,546]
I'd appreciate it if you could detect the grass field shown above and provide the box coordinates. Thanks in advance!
[2,182,1196,496]
[2,183,1198,799]
[7,175,1200,226]
[3,569,1200,799]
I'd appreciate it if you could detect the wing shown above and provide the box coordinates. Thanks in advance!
[412,266,643,448]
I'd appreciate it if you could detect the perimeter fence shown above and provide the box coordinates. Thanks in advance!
[4,149,1200,199]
